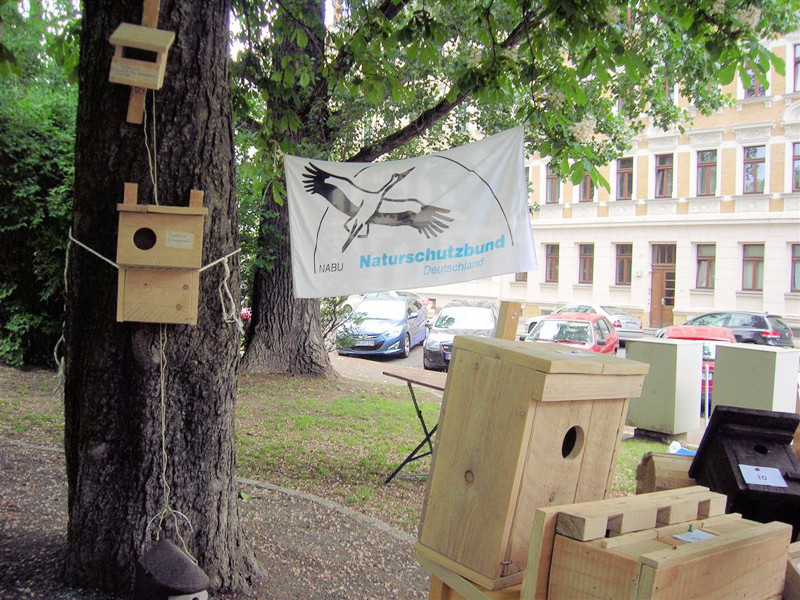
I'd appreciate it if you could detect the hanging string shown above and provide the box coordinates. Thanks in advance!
[52,236,72,397]
[142,90,159,205]
[149,323,197,563]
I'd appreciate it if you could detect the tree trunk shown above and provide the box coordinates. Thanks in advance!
[240,0,336,378]
[64,0,258,593]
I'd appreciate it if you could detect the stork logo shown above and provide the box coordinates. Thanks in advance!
[301,162,454,253]
[284,127,538,299]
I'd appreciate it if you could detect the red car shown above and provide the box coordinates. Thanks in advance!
[660,325,736,401]
[524,312,619,354]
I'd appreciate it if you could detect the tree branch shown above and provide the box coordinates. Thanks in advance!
[347,7,544,162]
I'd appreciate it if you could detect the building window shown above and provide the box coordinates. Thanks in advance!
[743,145,766,194]
[664,80,675,104]
[742,244,764,291]
[579,244,594,284]
[616,157,633,200]
[697,150,717,196]
[515,272,528,282]
[793,142,800,192]
[795,44,800,93]
[545,244,559,283]
[545,165,560,204]
[696,244,716,289]
[579,173,594,202]
[792,244,800,293]
[615,244,632,285]
[655,154,673,198]
[744,66,766,98]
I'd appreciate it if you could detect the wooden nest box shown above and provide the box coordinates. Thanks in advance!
[116,183,208,325]
[109,22,175,90]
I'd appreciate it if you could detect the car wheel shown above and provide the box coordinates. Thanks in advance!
[401,334,411,358]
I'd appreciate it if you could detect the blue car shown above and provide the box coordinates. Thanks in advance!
[336,297,428,358]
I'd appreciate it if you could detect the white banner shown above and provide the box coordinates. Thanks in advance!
[285,128,537,298]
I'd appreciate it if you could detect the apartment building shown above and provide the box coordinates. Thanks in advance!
[417,31,800,331]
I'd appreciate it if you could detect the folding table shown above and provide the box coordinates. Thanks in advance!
[382,366,447,484]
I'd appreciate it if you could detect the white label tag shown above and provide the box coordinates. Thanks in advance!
[738,464,788,488]
[165,230,195,249]
[674,529,717,543]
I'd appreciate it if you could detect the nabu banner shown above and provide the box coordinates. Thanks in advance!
[285,127,537,298]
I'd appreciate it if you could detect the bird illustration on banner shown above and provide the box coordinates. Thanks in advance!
[302,162,453,252]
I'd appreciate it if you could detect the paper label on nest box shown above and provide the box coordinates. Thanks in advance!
[738,464,788,487]
[674,529,717,543]
[165,230,195,249]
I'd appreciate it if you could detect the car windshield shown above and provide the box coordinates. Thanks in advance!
[531,320,591,344]
[601,305,631,316]
[435,307,494,329]
[354,300,405,320]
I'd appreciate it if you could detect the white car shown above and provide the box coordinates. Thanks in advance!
[525,303,643,345]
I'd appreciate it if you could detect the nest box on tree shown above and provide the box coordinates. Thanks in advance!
[133,538,210,600]
[109,22,175,90]
[116,183,208,325]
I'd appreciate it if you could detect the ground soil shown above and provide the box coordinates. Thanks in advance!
[0,355,431,600]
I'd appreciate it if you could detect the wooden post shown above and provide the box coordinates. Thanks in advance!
[494,301,521,341]
[127,0,161,124]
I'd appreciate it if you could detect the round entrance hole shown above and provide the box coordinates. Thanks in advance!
[561,425,585,460]
[754,444,769,455]
[133,227,157,250]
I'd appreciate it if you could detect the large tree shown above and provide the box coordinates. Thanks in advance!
[64,0,257,593]
[234,0,798,376]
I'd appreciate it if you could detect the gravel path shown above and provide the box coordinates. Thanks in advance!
[0,354,432,599]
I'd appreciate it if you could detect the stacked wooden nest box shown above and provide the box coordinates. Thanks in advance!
[109,22,175,90]
[116,182,208,325]
[417,337,649,590]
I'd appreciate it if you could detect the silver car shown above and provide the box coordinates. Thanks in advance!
[546,303,643,345]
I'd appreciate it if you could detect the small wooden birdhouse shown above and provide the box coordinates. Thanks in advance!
[109,22,175,90]
[133,539,210,600]
[116,183,208,325]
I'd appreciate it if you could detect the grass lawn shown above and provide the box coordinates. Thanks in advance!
[0,364,668,535]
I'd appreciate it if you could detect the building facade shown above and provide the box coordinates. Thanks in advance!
[416,31,800,332]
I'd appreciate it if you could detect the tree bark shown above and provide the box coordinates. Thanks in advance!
[240,0,337,378]
[64,0,258,593]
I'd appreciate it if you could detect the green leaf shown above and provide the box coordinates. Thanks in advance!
[717,61,737,85]
[296,29,308,49]
[238,490,252,501]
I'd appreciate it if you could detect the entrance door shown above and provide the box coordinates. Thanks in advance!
[649,245,676,328]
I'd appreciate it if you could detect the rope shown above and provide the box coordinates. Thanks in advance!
[52,237,72,397]
[149,323,197,563]
[67,230,119,269]
[142,90,159,205]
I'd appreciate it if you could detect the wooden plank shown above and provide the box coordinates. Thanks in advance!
[123,182,139,206]
[144,204,209,215]
[416,542,499,592]
[118,268,198,325]
[419,552,522,600]
[641,521,791,600]
[141,0,161,28]
[494,301,521,341]
[116,211,205,269]
[506,399,594,577]
[188,189,205,208]
[532,372,645,402]
[555,486,725,541]
[418,351,535,582]
[635,452,696,495]
[574,398,628,503]
[109,23,175,52]
[547,534,643,599]
[600,513,743,549]
[520,506,561,600]
[784,541,800,600]
[126,87,147,125]
[383,366,447,392]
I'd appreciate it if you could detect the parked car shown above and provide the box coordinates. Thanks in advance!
[656,311,794,348]
[423,301,498,370]
[336,296,428,358]
[523,303,643,345]
[660,325,737,403]
[524,312,620,354]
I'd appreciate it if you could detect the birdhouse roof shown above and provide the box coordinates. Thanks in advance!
[142,539,210,593]
[110,22,175,53]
